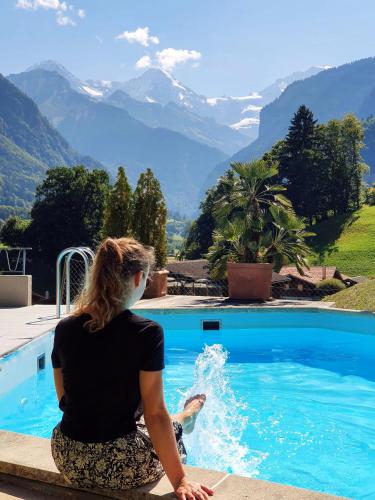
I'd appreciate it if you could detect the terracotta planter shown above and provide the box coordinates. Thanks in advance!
[142,269,169,299]
[227,262,273,300]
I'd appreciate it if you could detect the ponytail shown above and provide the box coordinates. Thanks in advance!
[72,237,155,332]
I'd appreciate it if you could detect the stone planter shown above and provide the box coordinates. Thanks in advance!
[142,270,169,299]
[227,262,273,300]
[0,275,32,306]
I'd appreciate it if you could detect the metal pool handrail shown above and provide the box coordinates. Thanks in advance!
[56,247,95,318]
[0,247,32,275]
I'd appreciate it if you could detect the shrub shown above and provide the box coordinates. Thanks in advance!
[0,216,31,247]
[316,278,346,295]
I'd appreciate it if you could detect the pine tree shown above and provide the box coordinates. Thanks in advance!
[132,168,167,269]
[103,166,133,238]
[279,105,319,224]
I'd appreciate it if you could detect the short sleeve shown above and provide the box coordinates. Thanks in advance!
[140,323,165,371]
[51,322,63,368]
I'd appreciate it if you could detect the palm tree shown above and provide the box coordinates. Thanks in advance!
[206,160,314,279]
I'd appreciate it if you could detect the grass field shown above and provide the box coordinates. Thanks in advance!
[323,279,375,312]
[308,205,375,276]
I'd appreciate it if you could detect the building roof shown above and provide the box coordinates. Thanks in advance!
[279,266,339,285]
[166,259,209,280]
[166,259,290,283]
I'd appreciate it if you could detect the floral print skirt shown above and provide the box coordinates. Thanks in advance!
[50,418,187,491]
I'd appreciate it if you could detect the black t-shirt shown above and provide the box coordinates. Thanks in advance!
[51,309,165,443]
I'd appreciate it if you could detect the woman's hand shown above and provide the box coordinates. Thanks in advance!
[175,477,214,499]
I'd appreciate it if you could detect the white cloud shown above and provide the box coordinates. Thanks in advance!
[15,0,86,26]
[56,10,75,25]
[95,35,103,44]
[116,27,159,47]
[17,0,68,10]
[135,55,152,70]
[16,0,34,8]
[155,48,201,71]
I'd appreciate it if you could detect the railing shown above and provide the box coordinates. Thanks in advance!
[0,247,32,275]
[166,275,353,300]
[56,247,94,318]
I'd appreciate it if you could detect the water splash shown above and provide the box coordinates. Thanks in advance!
[178,344,267,476]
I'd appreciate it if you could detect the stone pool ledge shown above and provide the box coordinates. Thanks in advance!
[0,430,347,499]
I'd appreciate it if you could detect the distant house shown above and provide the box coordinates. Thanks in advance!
[166,259,210,282]
[277,266,346,297]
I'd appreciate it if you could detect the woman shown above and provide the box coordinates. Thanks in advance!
[50,237,214,499]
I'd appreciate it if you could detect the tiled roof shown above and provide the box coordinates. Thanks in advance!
[166,259,290,283]
[279,266,338,285]
[166,259,209,280]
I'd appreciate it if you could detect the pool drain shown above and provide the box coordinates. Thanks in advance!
[202,320,221,331]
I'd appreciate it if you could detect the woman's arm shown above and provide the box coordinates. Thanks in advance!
[140,370,185,489]
[53,367,65,403]
[140,370,214,499]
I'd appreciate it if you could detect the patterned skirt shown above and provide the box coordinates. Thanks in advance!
[50,418,187,490]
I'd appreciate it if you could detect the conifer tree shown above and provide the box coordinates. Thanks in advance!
[132,168,167,269]
[279,105,318,223]
[103,166,133,238]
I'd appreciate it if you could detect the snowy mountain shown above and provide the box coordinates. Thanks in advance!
[120,66,326,141]
[27,60,123,99]
[25,61,326,144]
[9,68,226,216]
[202,67,325,139]
[20,62,248,155]
[121,68,208,110]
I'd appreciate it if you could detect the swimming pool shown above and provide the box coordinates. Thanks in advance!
[0,308,374,499]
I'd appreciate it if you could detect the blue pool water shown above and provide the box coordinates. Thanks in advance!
[1,309,375,499]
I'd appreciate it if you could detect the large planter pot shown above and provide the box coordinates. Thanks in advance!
[227,262,273,300]
[142,269,169,299]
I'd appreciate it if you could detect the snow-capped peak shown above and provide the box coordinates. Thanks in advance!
[81,85,103,97]
[206,93,263,106]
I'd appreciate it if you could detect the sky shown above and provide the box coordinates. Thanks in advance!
[2,0,375,96]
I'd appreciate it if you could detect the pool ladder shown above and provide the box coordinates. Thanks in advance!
[56,247,95,318]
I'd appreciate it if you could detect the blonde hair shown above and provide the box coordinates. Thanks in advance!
[72,237,155,332]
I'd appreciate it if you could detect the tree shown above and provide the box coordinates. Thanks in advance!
[340,114,368,210]
[320,115,368,215]
[278,105,319,224]
[265,109,368,222]
[0,216,31,247]
[103,166,133,238]
[206,160,313,279]
[365,183,375,205]
[29,165,109,259]
[181,170,235,259]
[132,168,167,269]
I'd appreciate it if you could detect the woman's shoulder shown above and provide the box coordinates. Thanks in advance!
[125,311,163,335]
[55,313,90,333]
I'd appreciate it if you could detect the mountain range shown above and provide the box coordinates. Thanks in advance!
[201,57,375,197]
[4,57,374,222]
[7,69,227,216]
[7,61,320,217]
[26,61,324,143]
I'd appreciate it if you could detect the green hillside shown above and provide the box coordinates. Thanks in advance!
[308,205,375,276]
[323,279,375,312]
[0,74,101,221]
